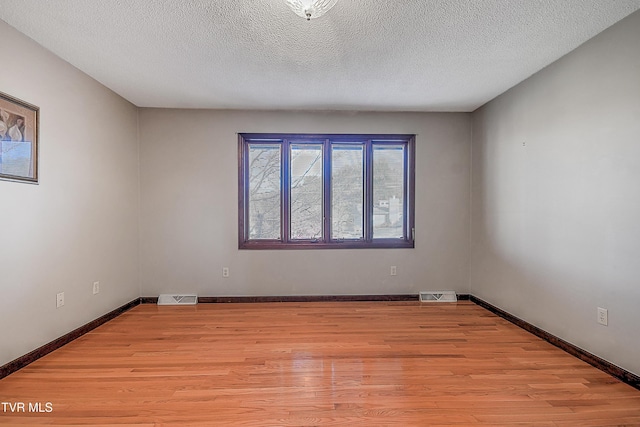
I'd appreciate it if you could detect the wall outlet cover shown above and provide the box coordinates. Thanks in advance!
[56,292,65,308]
[597,307,608,326]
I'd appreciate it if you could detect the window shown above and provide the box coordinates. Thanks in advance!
[238,133,415,249]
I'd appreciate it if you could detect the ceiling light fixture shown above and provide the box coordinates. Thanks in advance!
[286,0,338,20]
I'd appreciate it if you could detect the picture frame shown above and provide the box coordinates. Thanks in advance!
[0,92,39,183]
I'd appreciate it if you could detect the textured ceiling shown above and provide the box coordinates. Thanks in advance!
[0,0,639,112]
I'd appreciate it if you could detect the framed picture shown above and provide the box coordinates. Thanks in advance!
[0,92,39,183]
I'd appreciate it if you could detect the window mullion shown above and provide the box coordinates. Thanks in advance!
[282,139,290,243]
[364,139,374,242]
[323,139,331,243]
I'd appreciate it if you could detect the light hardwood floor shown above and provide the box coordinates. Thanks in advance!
[1,301,639,426]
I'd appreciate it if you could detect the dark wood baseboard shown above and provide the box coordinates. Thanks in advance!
[143,294,420,304]
[0,298,140,380]
[470,295,640,391]
[142,294,471,304]
[200,295,420,303]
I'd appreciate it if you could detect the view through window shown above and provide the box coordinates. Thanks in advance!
[239,134,415,249]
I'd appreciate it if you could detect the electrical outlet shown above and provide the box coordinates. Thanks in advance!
[93,281,100,295]
[56,292,65,308]
[597,307,608,326]
[222,267,230,278]
[390,266,397,276]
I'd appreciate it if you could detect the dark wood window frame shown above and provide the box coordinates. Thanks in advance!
[238,133,415,249]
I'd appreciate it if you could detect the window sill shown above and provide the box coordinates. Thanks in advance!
[239,240,415,250]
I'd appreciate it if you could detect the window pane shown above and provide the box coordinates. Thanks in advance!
[373,145,405,239]
[248,144,281,239]
[331,145,364,239]
[290,145,323,240]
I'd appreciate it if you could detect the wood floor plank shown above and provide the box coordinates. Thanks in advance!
[1,301,639,425]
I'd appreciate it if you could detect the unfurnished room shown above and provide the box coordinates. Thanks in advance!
[1,0,639,425]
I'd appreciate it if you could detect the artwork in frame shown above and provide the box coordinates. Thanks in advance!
[0,92,39,183]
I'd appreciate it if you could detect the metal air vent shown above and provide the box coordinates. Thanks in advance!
[419,291,457,302]
[157,294,198,305]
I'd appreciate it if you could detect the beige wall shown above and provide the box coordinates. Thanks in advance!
[471,11,640,375]
[0,21,140,366]
[139,109,471,297]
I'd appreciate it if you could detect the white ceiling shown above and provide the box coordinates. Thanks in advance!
[1,0,639,112]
